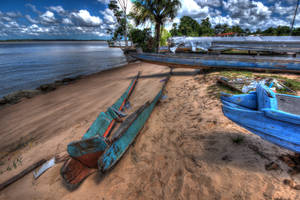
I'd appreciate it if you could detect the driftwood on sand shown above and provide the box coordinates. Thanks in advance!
[0,159,47,191]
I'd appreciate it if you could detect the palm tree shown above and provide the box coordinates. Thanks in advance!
[131,0,181,52]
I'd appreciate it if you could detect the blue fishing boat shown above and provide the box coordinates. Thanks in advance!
[131,53,300,73]
[221,84,300,152]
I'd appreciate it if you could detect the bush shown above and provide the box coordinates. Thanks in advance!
[129,28,155,52]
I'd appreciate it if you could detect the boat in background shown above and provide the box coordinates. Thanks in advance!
[221,84,300,152]
[131,52,300,73]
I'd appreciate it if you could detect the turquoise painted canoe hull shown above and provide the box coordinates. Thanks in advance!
[98,87,164,172]
[61,72,139,188]
[221,84,300,152]
[67,137,108,168]
[67,72,140,159]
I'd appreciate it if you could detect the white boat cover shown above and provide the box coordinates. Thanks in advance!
[169,36,300,53]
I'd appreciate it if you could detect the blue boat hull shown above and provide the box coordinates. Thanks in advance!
[132,53,300,73]
[221,84,300,152]
[222,101,300,152]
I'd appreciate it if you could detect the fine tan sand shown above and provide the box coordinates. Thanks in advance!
[1,63,300,200]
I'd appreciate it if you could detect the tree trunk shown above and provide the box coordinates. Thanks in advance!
[155,23,161,53]
[290,0,300,35]
[124,16,128,48]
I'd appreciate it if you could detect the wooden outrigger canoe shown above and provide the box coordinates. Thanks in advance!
[61,72,140,188]
[61,71,170,189]
[131,53,300,73]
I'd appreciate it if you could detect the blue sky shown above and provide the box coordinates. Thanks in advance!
[0,0,299,40]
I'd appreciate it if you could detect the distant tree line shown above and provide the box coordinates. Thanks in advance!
[170,16,300,37]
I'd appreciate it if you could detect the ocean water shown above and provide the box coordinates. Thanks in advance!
[0,41,127,98]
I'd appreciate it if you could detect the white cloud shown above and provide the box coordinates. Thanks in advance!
[272,2,294,16]
[49,6,65,15]
[2,0,299,40]
[25,3,41,15]
[2,16,12,22]
[71,10,102,27]
[62,18,73,25]
[25,15,38,24]
[40,11,56,24]
[196,0,222,7]
[6,12,21,18]
[100,8,116,24]
[210,15,240,26]
[178,0,209,18]
[97,0,110,4]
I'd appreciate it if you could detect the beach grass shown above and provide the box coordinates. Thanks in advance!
[219,70,253,78]
[218,70,300,94]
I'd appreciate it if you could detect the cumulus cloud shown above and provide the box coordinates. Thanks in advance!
[196,0,222,7]
[100,8,116,24]
[175,0,279,30]
[1,0,299,39]
[40,11,56,24]
[25,15,38,24]
[97,0,110,4]
[62,18,73,25]
[1,5,110,39]
[25,3,41,15]
[178,0,209,18]
[49,6,66,15]
[6,12,22,18]
[272,2,294,16]
[71,10,102,27]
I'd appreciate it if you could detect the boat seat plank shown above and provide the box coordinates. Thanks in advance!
[277,95,300,116]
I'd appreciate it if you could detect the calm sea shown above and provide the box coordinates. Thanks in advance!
[0,41,127,98]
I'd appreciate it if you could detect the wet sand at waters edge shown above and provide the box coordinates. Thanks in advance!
[1,62,300,199]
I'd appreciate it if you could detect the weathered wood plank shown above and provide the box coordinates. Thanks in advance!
[0,159,47,191]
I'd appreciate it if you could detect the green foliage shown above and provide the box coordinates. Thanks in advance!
[214,24,245,35]
[292,27,300,36]
[170,16,215,36]
[214,24,231,34]
[261,26,290,36]
[170,23,179,36]
[160,28,171,46]
[255,28,262,34]
[108,0,127,41]
[231,25,245,34]
[200,17,214,36]
[129,28,155,52]
[131,0,181,52]
[177,16,201,36]
[276,26,290,35]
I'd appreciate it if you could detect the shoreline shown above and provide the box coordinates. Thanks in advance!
[0,62,170,179]
[0,61,136,108]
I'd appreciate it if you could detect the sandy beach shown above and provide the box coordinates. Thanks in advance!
[1,62,300,200]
